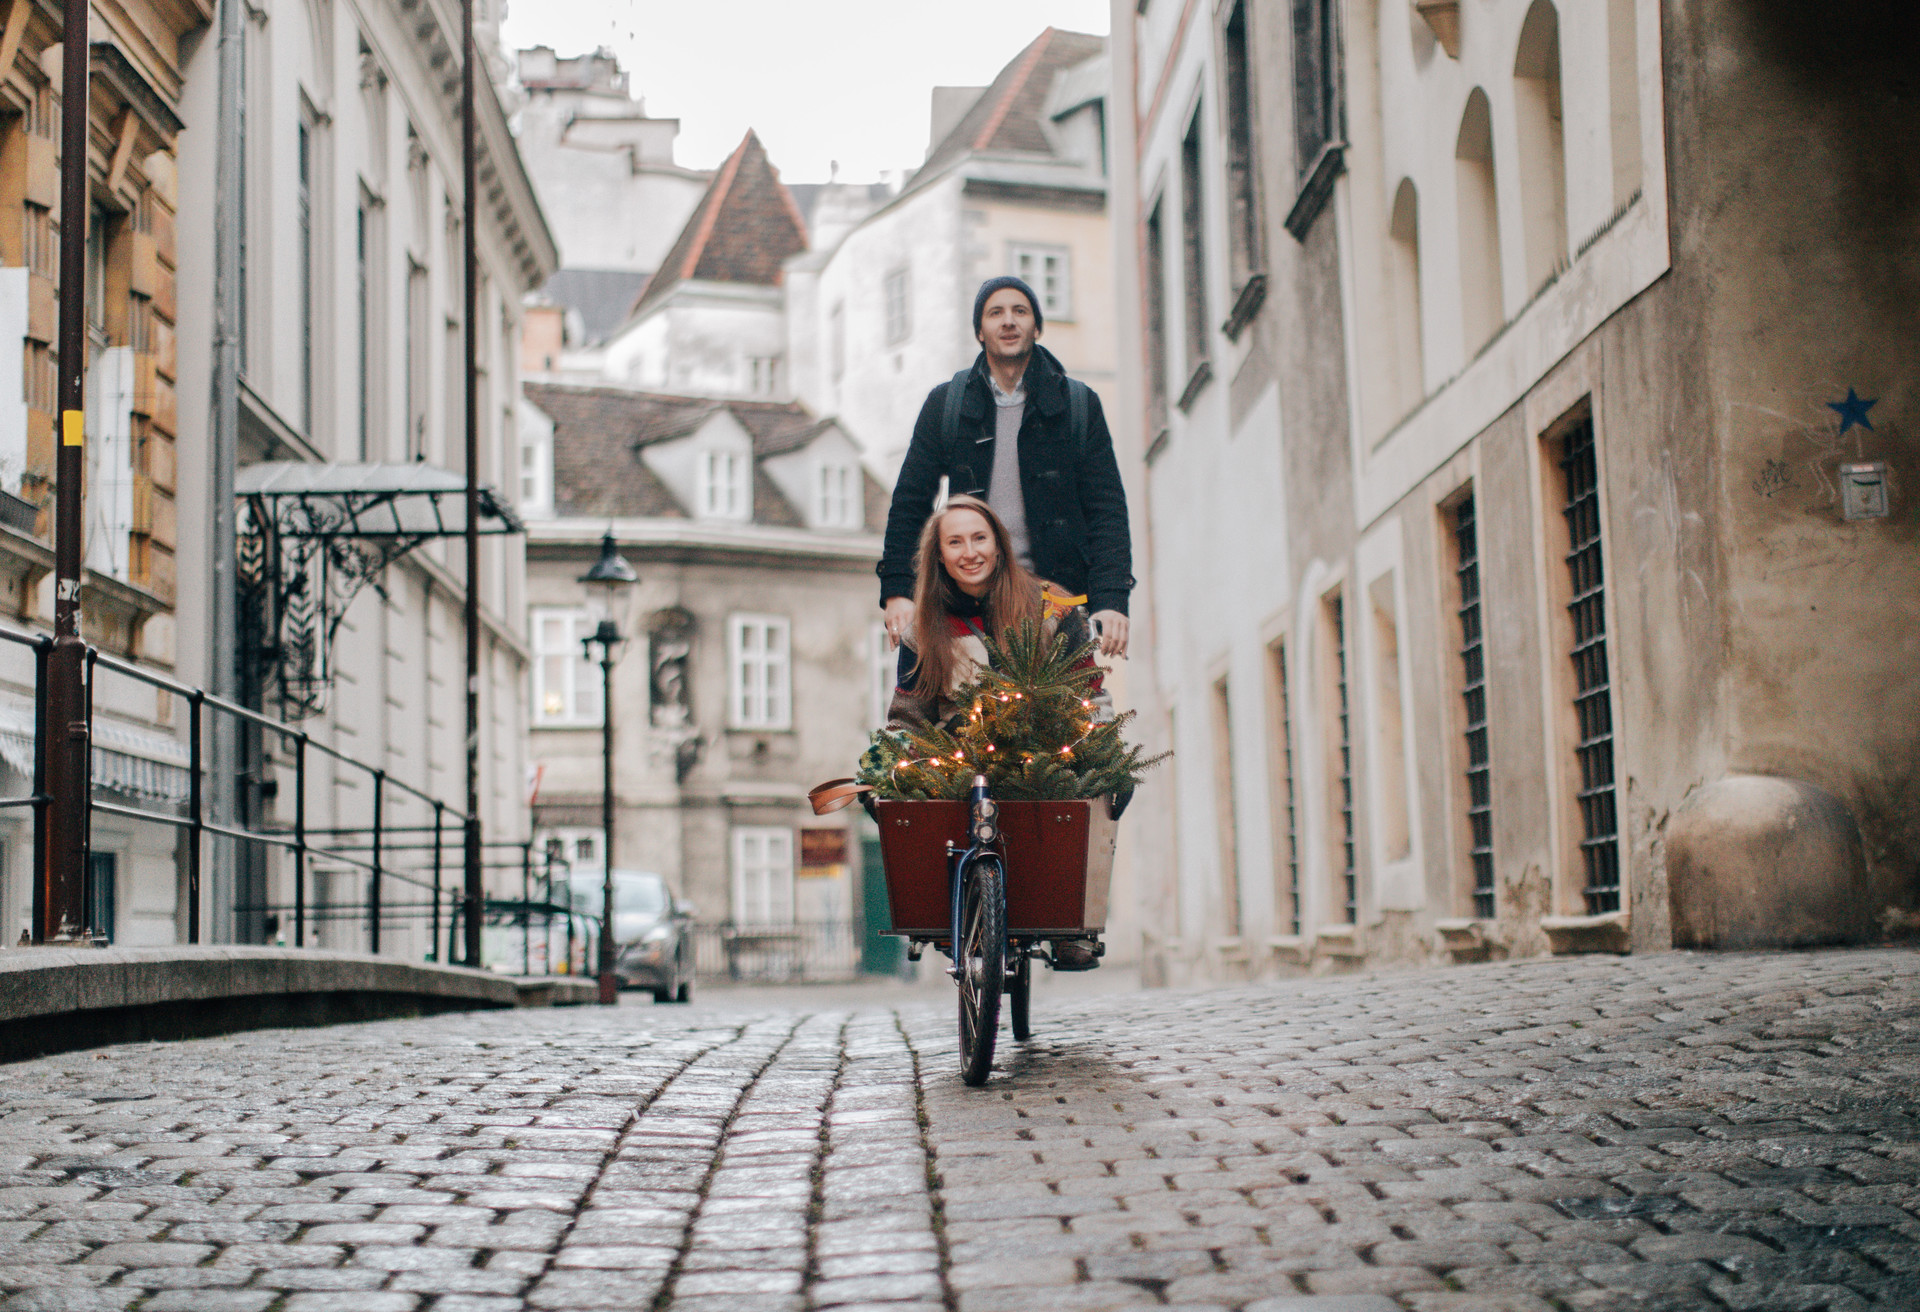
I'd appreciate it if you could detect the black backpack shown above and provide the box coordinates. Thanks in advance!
[940,366,1090,464]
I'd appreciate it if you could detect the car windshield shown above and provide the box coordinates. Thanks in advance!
[568,872,669,917]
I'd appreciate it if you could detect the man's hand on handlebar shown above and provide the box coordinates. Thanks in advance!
[1090,610,1129,659]
[883,596,915,649]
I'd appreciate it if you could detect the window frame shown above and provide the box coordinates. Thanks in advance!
[1143,195,1170,441]
[1177,106,1214,410]
[1010,244,1073,321]
[519,424,553,517]
[539,827,603,873]
[698,447,750,521]
[530,607,604,728]
[1220,0,1268,339]
[731,826,795,924]
[883,268,911,346]
[728,613,793,731]
[815,461,859,530]
[1284,0,1345,239]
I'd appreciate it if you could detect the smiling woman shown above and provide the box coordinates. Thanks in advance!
[904,496,1044,710]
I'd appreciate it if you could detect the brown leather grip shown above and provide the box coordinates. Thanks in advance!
[808,778,873,816]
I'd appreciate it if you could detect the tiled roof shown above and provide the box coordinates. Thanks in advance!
[916,29,1106,186]
[526,383,854,525]
[527,383,696,519]
[630,130,809,319]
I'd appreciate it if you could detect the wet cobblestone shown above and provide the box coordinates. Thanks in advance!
[0,948,1917,1308]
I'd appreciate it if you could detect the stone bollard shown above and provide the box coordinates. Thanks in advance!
[1666,774,1870,949]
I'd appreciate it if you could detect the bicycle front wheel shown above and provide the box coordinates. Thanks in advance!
[956,857,1005,1086]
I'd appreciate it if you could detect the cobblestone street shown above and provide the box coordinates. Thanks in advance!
[2,948,1919,1311]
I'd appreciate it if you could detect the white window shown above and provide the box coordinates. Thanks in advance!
[731,826,794,924]
[728,614,792,729]
[815,463,860,530]
[519,429,552,516]
[870,621,894,729]
[1011,245,1073,320]
[539,827,602,872]
[747,355,780,397]
[698,448,749,520]
[531,608,603,726]
[883,269,911,345]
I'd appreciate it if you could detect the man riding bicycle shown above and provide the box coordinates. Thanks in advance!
[876,275,1135,971]
[877,274,1134,661]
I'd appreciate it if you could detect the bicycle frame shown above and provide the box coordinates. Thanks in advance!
[944,775,1002,971]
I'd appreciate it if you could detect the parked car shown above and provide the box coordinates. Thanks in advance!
[569,870,696,1003]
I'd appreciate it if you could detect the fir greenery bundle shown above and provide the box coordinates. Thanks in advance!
[858,619,1169,802]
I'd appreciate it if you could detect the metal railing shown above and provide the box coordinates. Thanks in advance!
[691,920,860,983]
[479,850,608,978]
[0,619,503,961]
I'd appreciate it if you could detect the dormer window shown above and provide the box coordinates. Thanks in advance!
[699,449,750,520]
[519,427,553,517]
[816,463,860,530]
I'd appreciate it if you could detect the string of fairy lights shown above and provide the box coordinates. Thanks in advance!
[886,689,1104,791]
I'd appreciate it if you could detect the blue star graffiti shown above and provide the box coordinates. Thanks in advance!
[1827,387,1877,435]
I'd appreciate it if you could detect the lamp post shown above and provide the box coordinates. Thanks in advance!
[579,532,637,1006]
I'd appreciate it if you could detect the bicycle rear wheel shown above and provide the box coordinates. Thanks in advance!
[1009,947,1031,1042]
[956,857,1005,1086]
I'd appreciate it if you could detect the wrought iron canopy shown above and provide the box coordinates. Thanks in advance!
[238,462,524,719]
[236,461,525,539]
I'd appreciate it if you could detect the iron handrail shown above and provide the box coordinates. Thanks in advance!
[0,616,504,962]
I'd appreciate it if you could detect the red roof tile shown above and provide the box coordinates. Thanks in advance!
[917,29,1106,184]
[630,130,809,319]
[526,382,839,524]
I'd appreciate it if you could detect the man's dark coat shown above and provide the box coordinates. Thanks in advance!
[877,345,1134,615]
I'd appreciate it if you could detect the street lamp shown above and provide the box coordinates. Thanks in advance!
[579,531,637,1006]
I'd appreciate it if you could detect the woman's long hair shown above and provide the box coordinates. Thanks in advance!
[907,495,1041,700]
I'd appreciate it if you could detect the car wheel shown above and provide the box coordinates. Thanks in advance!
[650,987,672,1003]
[675,979,693,1004]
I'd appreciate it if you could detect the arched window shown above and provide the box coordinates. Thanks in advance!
[1514,0,1568,294]
[1608,0,1643,207]
[1454,88,1504,355]
[1388,179,1424,417]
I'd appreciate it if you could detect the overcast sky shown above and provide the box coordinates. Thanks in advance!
[499,0,1112,184]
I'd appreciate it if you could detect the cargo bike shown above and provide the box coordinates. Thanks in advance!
[817,773,1124,1085]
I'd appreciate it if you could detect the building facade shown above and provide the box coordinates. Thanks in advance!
[0,0,204,945]
[1112,0,1919,984]
[511,46,709,366]
[521,382,886,965]
[158,0,553,953]
[596,130,809,402]
[787,27,1116,477]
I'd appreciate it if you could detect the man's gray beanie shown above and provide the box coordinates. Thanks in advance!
[973,275,1042,335]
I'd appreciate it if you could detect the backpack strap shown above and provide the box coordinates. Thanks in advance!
[940,367,972,458]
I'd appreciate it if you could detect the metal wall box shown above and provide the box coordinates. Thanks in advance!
[1840,461,1889,521]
